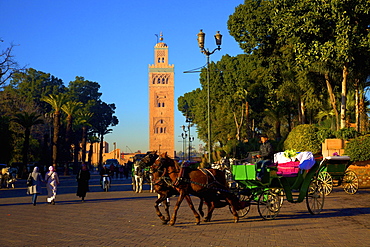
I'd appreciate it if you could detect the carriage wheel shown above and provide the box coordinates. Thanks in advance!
[270,188,284,208]
[230,194,251,218]
[306,180,325,215]
[257,189,282,220]
[342,170,359,195]
[318,171,333,196]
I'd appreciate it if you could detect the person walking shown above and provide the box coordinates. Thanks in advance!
[45,166,59,205]
[27,167,44,206]
[76,164,90,202]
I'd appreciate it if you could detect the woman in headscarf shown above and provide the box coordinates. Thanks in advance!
[45,165,59,205]
[27,167,44,206]
[76,163,90,202]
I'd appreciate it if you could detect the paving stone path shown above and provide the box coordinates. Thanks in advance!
[0,174,369,246]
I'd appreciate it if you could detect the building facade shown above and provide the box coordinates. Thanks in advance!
[148,33,175,157]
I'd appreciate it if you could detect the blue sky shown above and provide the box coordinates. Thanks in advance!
[1,0,244,154]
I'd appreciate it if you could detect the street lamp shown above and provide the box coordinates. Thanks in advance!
[181,125,188,161]
[186,116,194,161]
[197,29,222,165]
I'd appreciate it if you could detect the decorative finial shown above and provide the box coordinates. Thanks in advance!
[159,32,163,41]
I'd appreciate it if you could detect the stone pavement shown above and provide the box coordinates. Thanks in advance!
[0,174,369,247]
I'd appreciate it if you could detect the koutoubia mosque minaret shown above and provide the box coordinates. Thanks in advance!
[148,33,175,157]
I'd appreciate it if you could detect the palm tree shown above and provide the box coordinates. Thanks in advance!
[42,94,68,168]
[93,124,112,168]
[87,135,99,167]
[12,112,44,176]
[77,112,93,164]
[61,101,82,162]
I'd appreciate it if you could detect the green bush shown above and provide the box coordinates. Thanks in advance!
[284,124,321,153]
[334,128,359,140]
[316,128,335,144]
[344,135,370,162]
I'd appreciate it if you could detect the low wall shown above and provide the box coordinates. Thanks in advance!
[348,164,370,188]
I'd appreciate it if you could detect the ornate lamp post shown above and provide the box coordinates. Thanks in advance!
[197,29,222,164]
[181,126,188,161]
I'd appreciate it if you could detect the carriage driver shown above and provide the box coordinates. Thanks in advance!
[254,134,274,181]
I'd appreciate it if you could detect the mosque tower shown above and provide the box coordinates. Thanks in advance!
[148,33,175,157]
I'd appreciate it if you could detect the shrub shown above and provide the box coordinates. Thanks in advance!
[334,128,359,140]
[283,124,321,153]
[316,128,335,144]
[344,135,370,162]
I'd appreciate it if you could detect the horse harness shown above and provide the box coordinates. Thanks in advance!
[153,166,229,193]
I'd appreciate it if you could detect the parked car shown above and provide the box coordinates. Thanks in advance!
[104,159,119,168]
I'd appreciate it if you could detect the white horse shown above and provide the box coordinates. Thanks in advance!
[144,170,155,193]
[132,160,155,193]
[132,160,144,193]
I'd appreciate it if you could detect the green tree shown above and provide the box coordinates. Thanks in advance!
[42,94,68,167]
[12,112,43,175]
[271,0,370,129]
[8,68,65,112]
[61,101,83,162]
[77,112,93,164]
[91,101,118,167]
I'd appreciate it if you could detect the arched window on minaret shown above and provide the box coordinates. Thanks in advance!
[162,57,165,63]
[158,57,161,63]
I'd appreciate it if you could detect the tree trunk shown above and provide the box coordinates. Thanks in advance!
[21,128,30,177]
[65,115,73,162]
[324,73,340,131]
[297,101,302,124]
[81,126,87,163]
[359,92,366,133]
[88,142,93,166]
[52,111,60,168]
[233,105,244,141]
[275,120,282,141]
[245,101,251,139]
[73,134,80,174]
[354,80,360,132]
[99,133,104,168]
[300,100,306,124]
[340,63,349,129]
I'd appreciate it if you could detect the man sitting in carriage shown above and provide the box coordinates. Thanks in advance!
[254,134,275,181]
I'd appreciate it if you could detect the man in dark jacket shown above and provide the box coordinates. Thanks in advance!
[255,134,274,181]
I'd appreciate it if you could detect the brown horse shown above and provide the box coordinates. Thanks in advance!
[136,151,194,224]
[155,152,240,226]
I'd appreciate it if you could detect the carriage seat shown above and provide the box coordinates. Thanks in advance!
[276,161,300,177]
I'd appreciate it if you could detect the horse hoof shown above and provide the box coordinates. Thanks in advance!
[169,221,175,226]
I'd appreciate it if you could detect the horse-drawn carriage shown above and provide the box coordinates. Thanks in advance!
[229,151,326,220]
[316,156,358,195]
[140,151,337,225]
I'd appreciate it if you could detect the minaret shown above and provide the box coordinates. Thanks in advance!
[148,33,175,157]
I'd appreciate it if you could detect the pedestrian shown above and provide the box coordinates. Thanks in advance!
[45,165,59,205]
[76,164,90,202]
[27,167,44,206]
[119,165,124,179]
